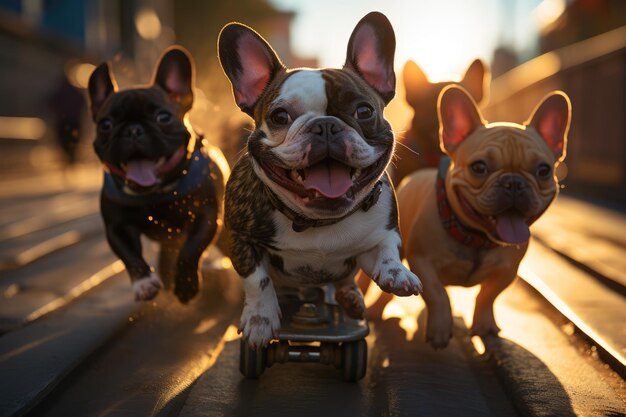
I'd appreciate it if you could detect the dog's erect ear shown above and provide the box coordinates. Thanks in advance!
[154,46,194,114]
[461,59,490,106]
[438,85,485,155]
[88,63,116,121]
[403,60,429,105]
[526,91,571,161]
[218,23,284,117]
[345,12,396,104]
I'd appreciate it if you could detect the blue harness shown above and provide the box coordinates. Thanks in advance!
[103,147,212,206]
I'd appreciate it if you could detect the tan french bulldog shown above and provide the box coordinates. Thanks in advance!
[397,85,571,349]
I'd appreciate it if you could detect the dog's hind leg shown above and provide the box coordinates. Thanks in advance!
[174,207,219,304]
[334,275,366,320]
[406,254,452,349]
[470,268,517,337]
[158,242,180,291]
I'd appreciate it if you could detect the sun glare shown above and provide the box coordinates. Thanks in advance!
[135,7,162,40]
[534,0,566,30]
[391,1,501,82]
[271,0,502,82]
[382,294,425,342]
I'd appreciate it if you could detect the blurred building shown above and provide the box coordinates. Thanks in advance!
[0,0,177,174]
[486,0,626,207]
[0,0,313,175]
[491,46,519,79]
[539,0,626,53]
[170,1,319,167]
[172,0,318,140]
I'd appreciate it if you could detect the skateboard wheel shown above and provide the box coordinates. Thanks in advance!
[239,339,267,379]
[341,339,367,382]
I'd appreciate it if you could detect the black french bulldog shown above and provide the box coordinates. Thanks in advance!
[88,46,227,303]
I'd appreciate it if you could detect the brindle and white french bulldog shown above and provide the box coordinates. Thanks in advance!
[397,85,571,348]
[218,12,423,348]
[88,46,227,303]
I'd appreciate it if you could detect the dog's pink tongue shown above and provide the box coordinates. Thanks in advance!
[496,212,530,244]
[125,160,158,187]
[303,160,353,199]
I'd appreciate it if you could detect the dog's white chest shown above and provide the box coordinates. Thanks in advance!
[268,187,394,285]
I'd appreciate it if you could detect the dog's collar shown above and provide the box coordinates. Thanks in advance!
[102,143,211,206]
[265,180,383,233]
[436,157,499,250]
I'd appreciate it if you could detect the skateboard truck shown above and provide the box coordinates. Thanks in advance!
[240,286,369,381]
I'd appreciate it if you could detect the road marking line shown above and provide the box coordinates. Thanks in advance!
[518,263,626,368]
[25,260,125,324]
[152,324,238,415]
[13,231,82,267]
[0,202,97,240]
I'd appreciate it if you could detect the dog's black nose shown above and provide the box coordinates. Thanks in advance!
[310,117,343,139]
[501,174,526,192]
[124,124,145,138]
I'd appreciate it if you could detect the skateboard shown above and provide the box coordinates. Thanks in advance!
[239,285,369,382]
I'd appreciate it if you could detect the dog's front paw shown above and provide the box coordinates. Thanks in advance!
[471,309,500,337]
[174,268,200,304]
[373,260,423,296]
[335,286,365,319]
[239,303,281,349]
[133,273,163,301]
[426,310,453,349]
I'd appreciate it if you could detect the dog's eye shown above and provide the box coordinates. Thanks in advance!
[536,163,552,179]
[470,161,488,176]
[98,118,113,133]
[354,104,374,120]
[269,108,291,126]
[156,111,172,124]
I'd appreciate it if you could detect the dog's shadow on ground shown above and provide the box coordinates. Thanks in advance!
[366,302,576,416]
[230,314,577,417]
[191,291,575,417]
[480,334,578,416]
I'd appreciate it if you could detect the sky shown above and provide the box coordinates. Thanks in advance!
[269,0,546,81]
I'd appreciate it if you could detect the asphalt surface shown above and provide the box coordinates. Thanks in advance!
[0,166,624,417]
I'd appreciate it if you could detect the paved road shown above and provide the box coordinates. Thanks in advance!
[0,167,623,417]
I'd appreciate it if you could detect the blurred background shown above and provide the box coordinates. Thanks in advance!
[0,4,625,414]
[0,0,625,207]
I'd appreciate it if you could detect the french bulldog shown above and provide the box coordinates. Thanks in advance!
[218,12,423,348]
[397,85,571,348]
[88,46,227,303]
[391,59,489,185]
